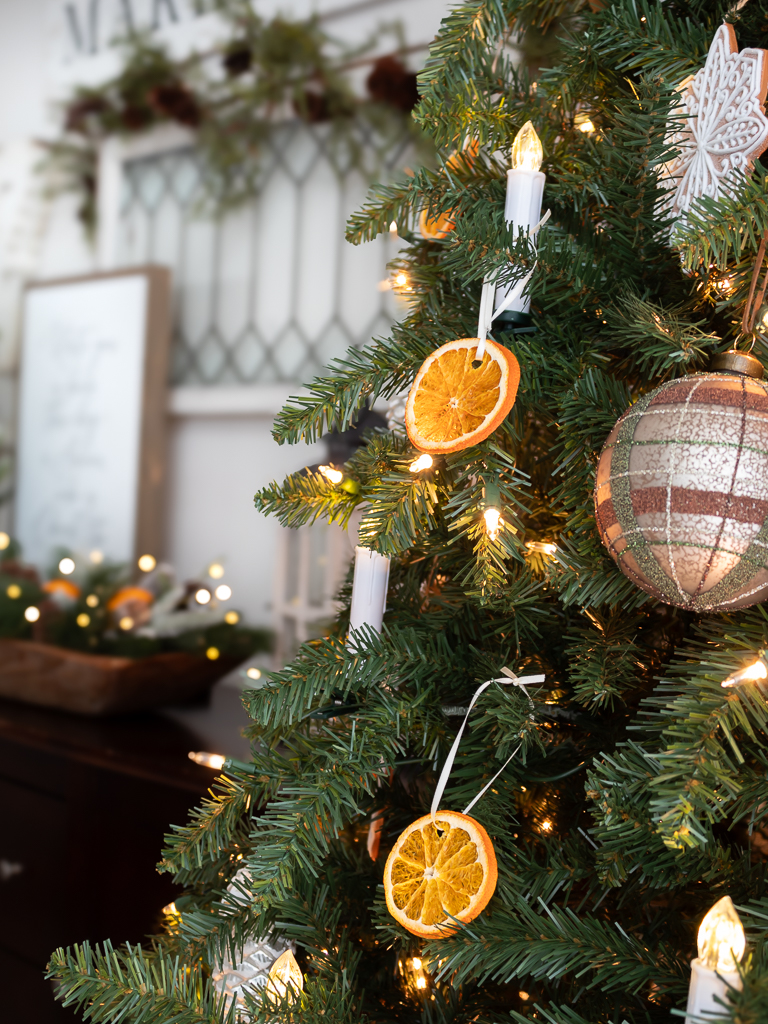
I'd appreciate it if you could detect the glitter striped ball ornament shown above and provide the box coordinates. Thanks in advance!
[594,353,768,612]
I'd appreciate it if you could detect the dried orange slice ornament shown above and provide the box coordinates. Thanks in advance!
[405,338,520,454]
[383,810,498,938]
[418,140,480,241]
[419,207,456,240]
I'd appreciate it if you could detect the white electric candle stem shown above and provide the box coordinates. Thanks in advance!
[495,121,546,318]
[685,897,745,1023]
[349,546,391,643]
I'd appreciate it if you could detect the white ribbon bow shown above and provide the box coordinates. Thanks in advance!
[430,666,545,823]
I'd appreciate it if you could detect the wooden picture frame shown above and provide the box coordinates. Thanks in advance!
[14,267,172,571]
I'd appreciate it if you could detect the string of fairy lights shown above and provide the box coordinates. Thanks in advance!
[0,534,241,658]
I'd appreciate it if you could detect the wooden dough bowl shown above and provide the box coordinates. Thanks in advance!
[0,639,233,716]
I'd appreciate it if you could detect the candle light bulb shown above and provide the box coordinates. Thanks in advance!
[511,121,543,172]
[265,949,304,1004]
[495,123,546,324]
[722,653,768,688]
[697,897,745,972]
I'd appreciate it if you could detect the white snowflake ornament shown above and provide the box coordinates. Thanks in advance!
[660,23,768,230]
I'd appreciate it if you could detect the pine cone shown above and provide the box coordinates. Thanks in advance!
[148,83,202,128]
[223,44,252,77]
[366,56,419,114]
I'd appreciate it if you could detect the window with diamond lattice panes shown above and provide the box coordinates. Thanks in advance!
[118,122,410,385]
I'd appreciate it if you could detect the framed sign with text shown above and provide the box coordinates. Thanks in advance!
[14,267,172,571]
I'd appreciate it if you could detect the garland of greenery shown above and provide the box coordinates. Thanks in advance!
[48,0,433,232]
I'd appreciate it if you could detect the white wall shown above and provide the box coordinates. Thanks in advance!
[165,410,325,622]
[0,0,450,626]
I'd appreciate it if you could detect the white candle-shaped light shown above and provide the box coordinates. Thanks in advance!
[685,896,745,1023]
[494,121,545,322]
[349,545,391,640]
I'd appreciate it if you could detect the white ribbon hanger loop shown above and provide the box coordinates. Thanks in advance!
[473,209,551,362]
[430,667,545,824]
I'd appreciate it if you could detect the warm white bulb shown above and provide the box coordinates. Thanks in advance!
[58,557,75,575]
[224,610,240,625]
[722,657,768,688]
[24,606,40,623]
[265,949,304,1004]
[484,507,502,540]
[137,554,156,572]
[395,272,408,287]
[89,549,104,564]
[526,540,557,555]
[188,751,226,769]
[697,896,745,972]
[208,562,225,579]
[416,977,427,989]
[390,221,398,235]
[409,454,433,473]
[246,667,262,680]
[119,616,134,631]
[215,584,232,600]
[411,958,422,970]
[195,588,211,605]
[578,119,595,134]
[511,120,543,172]
[0,531,9,550]
[319,465,343,484]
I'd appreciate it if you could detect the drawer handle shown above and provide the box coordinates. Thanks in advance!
[0,859,24,881]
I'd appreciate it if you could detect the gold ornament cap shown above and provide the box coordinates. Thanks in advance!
[710,349,765,379]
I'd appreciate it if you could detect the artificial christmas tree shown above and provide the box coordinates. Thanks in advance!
[48,1,768,1022]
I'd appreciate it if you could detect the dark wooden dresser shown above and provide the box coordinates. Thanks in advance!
[0,684,253,1023]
